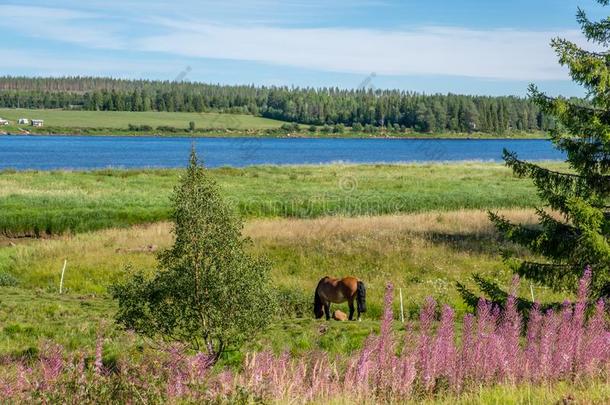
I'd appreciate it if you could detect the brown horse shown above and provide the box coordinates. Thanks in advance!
[314,276,366,321]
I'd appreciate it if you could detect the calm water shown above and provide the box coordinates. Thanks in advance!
[0,135,564,170]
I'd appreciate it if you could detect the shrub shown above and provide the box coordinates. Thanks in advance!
[280,122,300,132]
[333,124,345,133]
[112,148,277,360]
[155,125,180,133]
[0,271,18,286]
[276,288,311,318]
[127,124,153,132]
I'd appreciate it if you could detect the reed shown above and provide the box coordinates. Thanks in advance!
[0,162,552,236]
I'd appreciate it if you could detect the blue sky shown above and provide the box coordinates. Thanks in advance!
[0,1,606,96]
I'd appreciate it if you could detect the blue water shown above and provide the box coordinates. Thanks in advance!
[0,135,565,170]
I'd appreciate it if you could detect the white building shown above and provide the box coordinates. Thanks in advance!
[31,119,44,127]
[18,118,29,125]
[0,118,9,126]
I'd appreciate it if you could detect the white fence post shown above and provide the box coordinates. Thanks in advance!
[59,259,67,294]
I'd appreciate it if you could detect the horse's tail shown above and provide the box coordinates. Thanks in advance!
[356,280,367,313]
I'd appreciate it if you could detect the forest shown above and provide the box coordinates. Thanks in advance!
[0,76,554,134]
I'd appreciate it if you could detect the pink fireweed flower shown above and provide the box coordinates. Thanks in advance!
[94,334,104,375]
[434,305,456,385]
[524,302,542,379]
[418,296,437,390]
[1,271,608,403]
[458,312,475,386]
[374,283,395,391]
[39,342,64,387]
[499,276,522,381]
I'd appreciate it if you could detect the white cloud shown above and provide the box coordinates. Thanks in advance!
[136,22,582,81]
[0,5,124,49]
[0,49,179,77]
[0,4,588,81]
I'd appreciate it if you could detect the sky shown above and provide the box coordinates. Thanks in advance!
[0,0,607,96]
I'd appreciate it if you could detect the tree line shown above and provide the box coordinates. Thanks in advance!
[0,76,555,133]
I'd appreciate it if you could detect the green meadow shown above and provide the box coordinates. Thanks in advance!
[0,163,564,356]
[1,161,605,403]
[0,108,285,131]
[0,210,562,356]
[0,162,552,237]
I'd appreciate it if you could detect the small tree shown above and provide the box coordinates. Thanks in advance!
[112,148,276,360]
[188,121,196,132]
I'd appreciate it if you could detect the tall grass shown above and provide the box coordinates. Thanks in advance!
[1,271,608,404]
[1,209,571,362]
[1,210,556,305]
[0,163,548,236]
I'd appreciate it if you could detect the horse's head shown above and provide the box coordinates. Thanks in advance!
[313,288,324,319]
[313,303,324,319]
[313,301,324,319]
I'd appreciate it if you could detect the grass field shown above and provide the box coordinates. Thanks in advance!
[0,209,597,402]
[1,161,607,402]
[0,162,556,237]
[0,209,564,354]
[0,108,285,130]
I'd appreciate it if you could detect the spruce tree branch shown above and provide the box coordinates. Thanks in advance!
[515,260,580,293]
[552,37,610,59]
[533,92,601,115]
[504,149,584,179]
[504,150,610,197]
[490,210,580,261]
[577,7,610,46]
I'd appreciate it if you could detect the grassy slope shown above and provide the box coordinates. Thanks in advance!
[0,108,285,130]
[0,162,556,236]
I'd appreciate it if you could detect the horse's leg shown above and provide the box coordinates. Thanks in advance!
[324,302,331,321]
[348,298,355,321]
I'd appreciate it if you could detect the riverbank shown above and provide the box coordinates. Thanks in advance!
[0,126,548,139]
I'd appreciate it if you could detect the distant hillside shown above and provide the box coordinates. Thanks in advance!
[0,76,556,134]
[0,108,285,131]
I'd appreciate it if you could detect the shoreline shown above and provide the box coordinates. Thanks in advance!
[0,131,549,140]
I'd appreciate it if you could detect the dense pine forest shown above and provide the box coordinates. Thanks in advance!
[0,76,555,133]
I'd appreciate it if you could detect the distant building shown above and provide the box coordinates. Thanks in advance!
[0,118,9,126]
[18,118,29,125]
[31,119,44,127]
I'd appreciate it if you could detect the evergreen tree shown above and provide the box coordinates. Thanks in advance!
[459,0,610,308]
[112,148,276,360]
